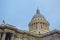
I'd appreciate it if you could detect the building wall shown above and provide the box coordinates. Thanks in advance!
[0,26,60,40]
[15,32,43,40]
[43,33,60,40]
[0,28,43,40]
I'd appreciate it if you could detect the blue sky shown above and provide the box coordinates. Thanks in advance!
[0,0,60,31]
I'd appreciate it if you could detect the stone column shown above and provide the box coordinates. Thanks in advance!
[0,33,1,40]
[10,34,15,40]
[1,32,6,40]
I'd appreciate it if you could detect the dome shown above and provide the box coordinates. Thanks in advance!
[32,9,44,19]
[33,13,44,18]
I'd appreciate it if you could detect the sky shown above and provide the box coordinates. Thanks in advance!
[0,0,60,31]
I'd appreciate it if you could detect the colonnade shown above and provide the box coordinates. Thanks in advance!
[0,32,15,40]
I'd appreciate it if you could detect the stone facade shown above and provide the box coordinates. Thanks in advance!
[0,24,42,40]
[0,9,60,40]
[43,30,60,40]
[28,9,49,35]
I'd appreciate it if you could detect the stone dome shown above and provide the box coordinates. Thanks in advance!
[32,9,44,19]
